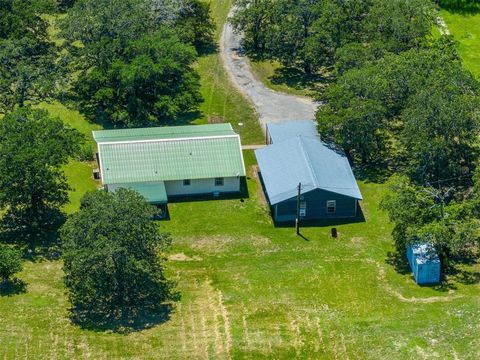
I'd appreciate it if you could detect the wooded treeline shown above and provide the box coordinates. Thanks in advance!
[0,0,215,127]
[234,0,480,266]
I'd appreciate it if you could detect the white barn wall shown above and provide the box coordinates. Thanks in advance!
[107,177,240,198]
[165,177,240,196]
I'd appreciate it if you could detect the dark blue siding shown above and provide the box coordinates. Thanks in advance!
[273,189,358,222]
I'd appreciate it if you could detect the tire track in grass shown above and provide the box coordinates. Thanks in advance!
[198,280,210,359]
[241,306,250,352]
[188,303,200,356]
[217,290,232,358]
[314,316,324,353]
[205,278,226,359]
[178,302,188,358]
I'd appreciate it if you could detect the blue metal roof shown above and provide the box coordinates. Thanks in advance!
[255,136,362,205]
[267,120,318,143]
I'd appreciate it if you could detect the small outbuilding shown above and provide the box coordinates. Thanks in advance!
[407,243,441,285]
[255,121,362,222]
[93,124,246,206]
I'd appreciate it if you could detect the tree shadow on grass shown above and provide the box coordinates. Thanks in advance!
[439,0,480,14]
[385,251,411,275]
[70,303,174,334]
[0,208,65,261]
[0,279,27,297]
[269,66,330,94]
[1,227,63,262]
[354,163,395,184]
[197,42,218,57]
[443,254,480,286]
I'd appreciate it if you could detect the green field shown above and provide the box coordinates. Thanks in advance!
[195,0,262,145]
[440,2,480,78]
[1,1,480,359]
[249,60,317,97]
[1,151,479,358]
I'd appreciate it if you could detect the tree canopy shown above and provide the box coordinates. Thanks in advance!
[381,174,480,265]
[60,0,208,127]
[232,0,435,73]
[317,44,480,184]
[0,0,58,112]
[61,189,174,327]
[0,107,83,241]
[0,245,23,283]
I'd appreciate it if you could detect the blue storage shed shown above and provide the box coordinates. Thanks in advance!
[407,243,441,285]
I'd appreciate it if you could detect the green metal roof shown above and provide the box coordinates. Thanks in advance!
[96,125,245,184]
[93,123,236,143]
[112,182,167,204]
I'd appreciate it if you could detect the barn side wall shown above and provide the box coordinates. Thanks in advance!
[106,177,240,200]
[273,189,358,222]
[164,177,240,196]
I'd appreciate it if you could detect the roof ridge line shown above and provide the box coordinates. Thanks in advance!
[297,136,319,189]
[97,134,239,145]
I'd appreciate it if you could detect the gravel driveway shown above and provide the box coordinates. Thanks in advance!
[220,11,318,131]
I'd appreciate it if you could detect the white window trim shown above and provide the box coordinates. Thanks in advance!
[214,177,224,186]
[327,200,336,213]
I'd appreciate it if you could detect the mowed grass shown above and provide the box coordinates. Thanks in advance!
[1,151,479,359]
[36,102,101,212]
[194,0,263,144]
[1,1,479,359]
[250,60,317,97]
[440,2,480,78]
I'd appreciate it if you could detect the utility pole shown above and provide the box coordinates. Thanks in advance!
[296,182,301,235]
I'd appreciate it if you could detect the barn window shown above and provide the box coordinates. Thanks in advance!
[326,200,336,213]
[215,177,224,186]
[183,179,191,186]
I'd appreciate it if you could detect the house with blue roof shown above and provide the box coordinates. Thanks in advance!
[256,121,362,222]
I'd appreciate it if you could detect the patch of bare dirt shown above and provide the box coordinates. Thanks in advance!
[208,115,225,124]
[169,253,203,262]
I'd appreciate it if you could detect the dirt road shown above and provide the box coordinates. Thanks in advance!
[220,10,318,131]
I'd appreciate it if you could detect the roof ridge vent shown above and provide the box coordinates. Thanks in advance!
[297,136,319,189]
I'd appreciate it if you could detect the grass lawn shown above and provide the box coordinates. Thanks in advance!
[1,1,479,359]
[250,60,323,98]
[1,151,479,359]
[36,102,101,212]
[440,2,480,78]
[194,0,263,144]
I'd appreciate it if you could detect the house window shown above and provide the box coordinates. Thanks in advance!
[215,177,224,186]
[327,200,336,213]
[299,201,307,217]
[183,179,191,186]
